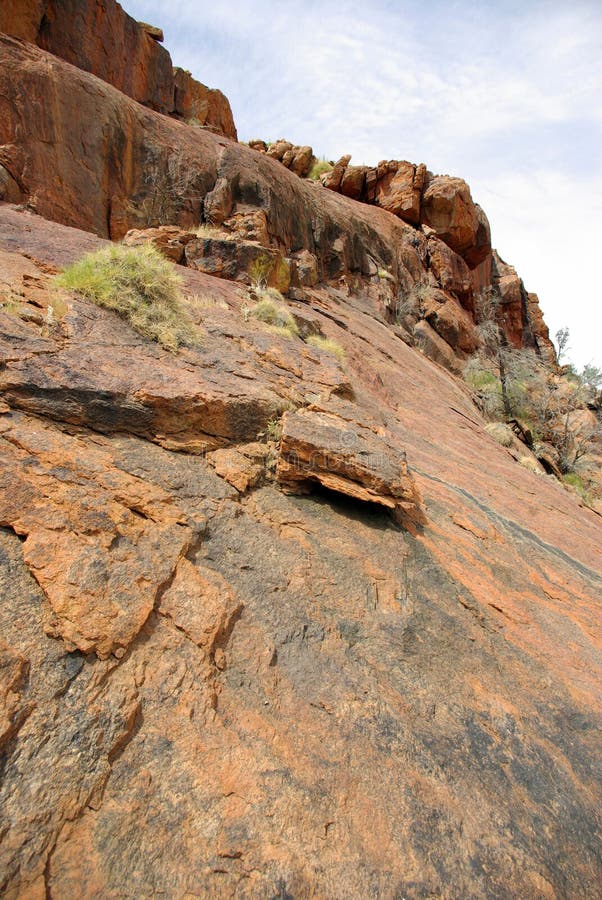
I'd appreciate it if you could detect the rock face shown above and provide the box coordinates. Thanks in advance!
[0,204,600,899]
[0,0,237,137]
[0,34,555,364]
[0,3,601,895]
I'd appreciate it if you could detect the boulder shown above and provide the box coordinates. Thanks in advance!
[185,237,291,292]
[322,154,352,191]
[172,68,237,139]
[276,404,425,527]
[421,175,491,268]
[340,165,368,200]
[374,161,426,224]
[423,290,480,354]
[122,225,196,264]
[427,236,474,312]
[413,319,463,373]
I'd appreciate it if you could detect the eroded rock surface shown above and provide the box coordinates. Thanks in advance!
[0,206,600,898]
[0,0,237,136]
[277,404,425,527]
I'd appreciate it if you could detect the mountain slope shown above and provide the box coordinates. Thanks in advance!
[0,3,600,897]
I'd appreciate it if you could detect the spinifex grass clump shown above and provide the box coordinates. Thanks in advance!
[251,296,299,338]
[306,334,346,362]
[56,243,200,351]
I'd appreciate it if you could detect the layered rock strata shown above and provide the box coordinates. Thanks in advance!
[0,205,600,898]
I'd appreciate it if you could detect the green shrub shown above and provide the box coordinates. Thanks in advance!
[55,243,200,351]
[306,334,345,362]
[465,368,498,390]
[561,472,594,506]
[250,298,299,337]
[249,255,274,289]
[308,158,333,181]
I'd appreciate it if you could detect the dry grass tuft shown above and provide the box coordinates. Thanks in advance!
[55,243,200,351]
[305,334,346,362]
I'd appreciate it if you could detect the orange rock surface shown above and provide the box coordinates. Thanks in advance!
[0,204,600,898]
[0,3,600,895]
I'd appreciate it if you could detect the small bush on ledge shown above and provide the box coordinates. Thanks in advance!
[250,297,299,338]
[56,243,200,351]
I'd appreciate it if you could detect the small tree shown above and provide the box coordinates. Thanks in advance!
[581,363,602,389]
[555,327,570,364]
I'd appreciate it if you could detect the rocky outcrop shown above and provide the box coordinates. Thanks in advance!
[0,35,557,366]
[0,0,237,137]
[250,139,316,178]
[0,205,600,897]
[421,175,491,268]
[173,67,237,137]
[276,403,425,527]
[491,250,540,351]
[322,156,428,228]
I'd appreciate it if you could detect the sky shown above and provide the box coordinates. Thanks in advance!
[126,0,601,370]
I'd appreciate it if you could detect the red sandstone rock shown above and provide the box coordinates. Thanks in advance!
[322,154,352,191]
[423,289,480,354]
[340,165,368,199]
[122,225,196,263]
[0,206,600,898]
[276,403,425,527]
[173,67,237,139]
[421,175,491,268]
[413,318,463,373]
[374,161,426,225]
[0,0,237,136]
[259,139,316,178]
[426,235,474,312]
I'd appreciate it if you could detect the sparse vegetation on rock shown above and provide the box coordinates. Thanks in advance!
[250,296,299,337]
[0,3,600,897]
[305,334,346,362]
[56,243,200,351]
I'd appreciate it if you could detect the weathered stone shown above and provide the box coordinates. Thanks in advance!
[0,412,195,659]
[0,164,22,203]
[290,145,314,177]
[0,0,236,136]
[340,165,368,200]
[185,237,291,292]
[423,290,480,354]
[0,641,31,750]
[208,447,265,493]
[322,154,352,191]
[276,405,425,527]
[0,207,600,899]
[413,319,463,373]
[122,225,196,263]
[248,139,268,152]
[172,67,237,139]
[421,175,491,268]
[427,236,474,312]
[374,161,426,224]
[223,209,270,246]
[527,290,557,366]
[292,249,319,287]
[491,250,528,349]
